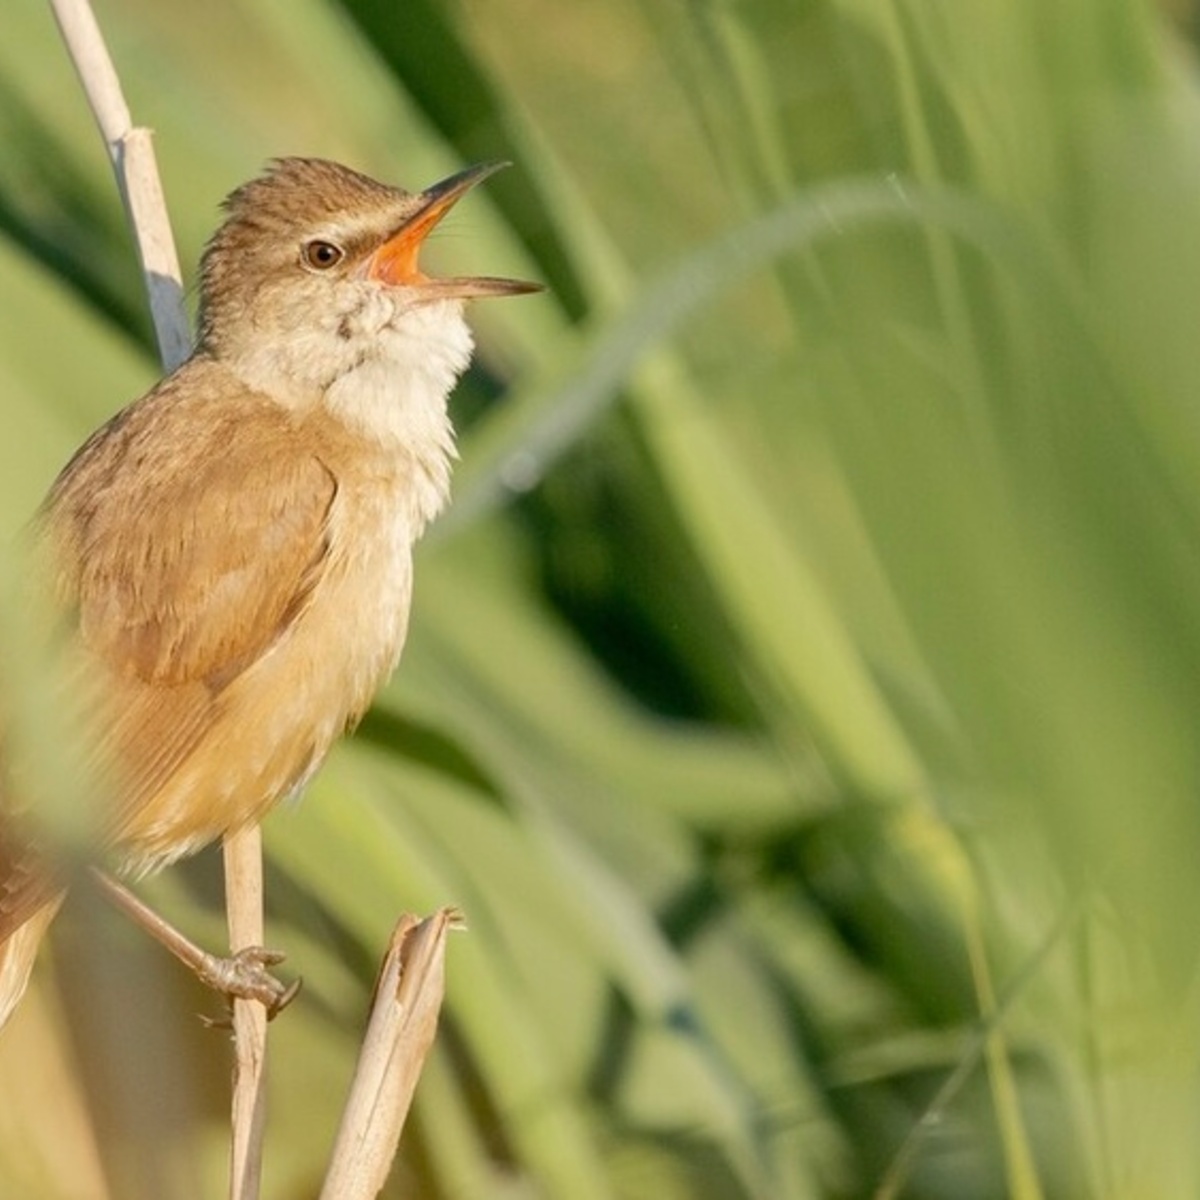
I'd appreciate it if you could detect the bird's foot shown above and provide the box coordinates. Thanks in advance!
[87,869,304,1022]
[196,945,302,1019]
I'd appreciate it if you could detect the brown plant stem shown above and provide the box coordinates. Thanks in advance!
[321,908,463,1199]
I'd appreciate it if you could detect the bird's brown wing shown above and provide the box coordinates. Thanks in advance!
[39,360,338,841]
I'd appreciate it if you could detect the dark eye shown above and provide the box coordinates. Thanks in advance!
[302,240,344,271]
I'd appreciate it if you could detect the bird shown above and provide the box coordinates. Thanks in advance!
[0,156,539,1029]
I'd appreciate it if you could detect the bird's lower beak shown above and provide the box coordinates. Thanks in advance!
[366,162,542,300]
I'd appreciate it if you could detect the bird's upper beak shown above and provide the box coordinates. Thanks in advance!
[366,162,542,300]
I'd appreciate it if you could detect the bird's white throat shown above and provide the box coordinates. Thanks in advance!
[230,292,472,528]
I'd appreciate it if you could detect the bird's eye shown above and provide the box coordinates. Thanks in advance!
[302,240,345,271]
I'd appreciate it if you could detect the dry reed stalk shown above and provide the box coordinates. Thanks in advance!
[224,826,269,1200]
[321,908,463,1199]
[48,0,189,371]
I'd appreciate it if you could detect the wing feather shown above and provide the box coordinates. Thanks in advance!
[39,358,338,836]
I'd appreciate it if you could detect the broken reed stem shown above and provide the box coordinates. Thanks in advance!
[321,909,463,1200]
[47,4,268,1198]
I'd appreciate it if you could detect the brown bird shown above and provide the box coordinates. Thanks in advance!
[0,157,539,1028]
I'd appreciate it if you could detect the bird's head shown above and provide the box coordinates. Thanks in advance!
[197,158,539,406]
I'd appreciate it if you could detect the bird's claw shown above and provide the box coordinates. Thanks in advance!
[196,944,302,1022]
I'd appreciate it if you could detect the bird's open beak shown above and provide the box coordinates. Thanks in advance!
[366,162,542,300]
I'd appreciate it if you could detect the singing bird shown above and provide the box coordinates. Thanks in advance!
[0,157,539,1028]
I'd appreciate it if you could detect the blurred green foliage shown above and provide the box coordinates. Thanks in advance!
[3,0,1200,1197]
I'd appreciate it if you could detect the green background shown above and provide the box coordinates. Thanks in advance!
[3,1,1200,1197]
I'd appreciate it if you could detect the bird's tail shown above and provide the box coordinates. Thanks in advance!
[0,817,65,1030]
[0,898,61,1029]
